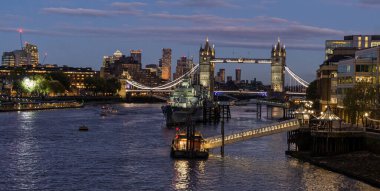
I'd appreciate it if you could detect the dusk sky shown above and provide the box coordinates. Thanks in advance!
[1,0,379,83]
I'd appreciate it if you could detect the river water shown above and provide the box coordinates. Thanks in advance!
[0,103,377,191]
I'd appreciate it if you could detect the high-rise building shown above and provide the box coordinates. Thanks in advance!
[174,56,194,80]
[100,50,140,78]
[2,52,15,66]
[24,43,39,66]
[325,35,380,60]
[130,49,142,65]
[146,64,158,76]
[13,50,29,66]
[219,68,225,83]
[235,68,241,83]
[161,48,172,80]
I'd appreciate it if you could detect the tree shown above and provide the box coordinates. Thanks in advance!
[84,77,121,96]
[47,72,71,91]
[105,78,121,95]
[306,80,319,110]
[48,80,65,94]
[343,82,376,126]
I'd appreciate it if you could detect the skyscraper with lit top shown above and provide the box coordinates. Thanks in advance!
[161,48,172,80]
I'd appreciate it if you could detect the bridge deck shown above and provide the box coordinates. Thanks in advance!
[203,119,300,149]
[249,99,290,108]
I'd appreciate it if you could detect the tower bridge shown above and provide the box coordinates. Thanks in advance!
[120,37,309,98]
[199,37,286,99]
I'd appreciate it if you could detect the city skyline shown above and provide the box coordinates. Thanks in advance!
[0,0,379,83]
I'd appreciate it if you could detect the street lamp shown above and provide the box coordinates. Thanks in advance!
[364,112,369,127]
[22,78,36,93]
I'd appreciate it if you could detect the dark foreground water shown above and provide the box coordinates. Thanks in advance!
[0,103,378,191]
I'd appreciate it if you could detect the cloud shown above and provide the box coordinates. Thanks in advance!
[54,22,343,51]
[0,27,72,36]
[41,7,141,17]
[327,0,380,8]
[358,0,380,7]
[111,2,147,9]
[157,0,239,8]
[149,13,251,25]
[42,7,113,17]
[216,41,324,51]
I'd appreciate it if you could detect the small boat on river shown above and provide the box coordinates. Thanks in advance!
[78,125,88,131]
[100,105,118,116]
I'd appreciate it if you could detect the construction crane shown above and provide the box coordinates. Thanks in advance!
[41,52,48,65]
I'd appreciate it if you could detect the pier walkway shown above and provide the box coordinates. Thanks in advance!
[203,119,300,149]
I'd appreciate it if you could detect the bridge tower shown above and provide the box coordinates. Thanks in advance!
[271,38,286,93]
[199,37,215,99]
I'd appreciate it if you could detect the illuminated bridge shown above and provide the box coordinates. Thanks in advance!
[119,38,310,97]
[203,119,300,149]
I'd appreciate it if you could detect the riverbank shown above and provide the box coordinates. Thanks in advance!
[286,150,380,188]
[0,100,83,112]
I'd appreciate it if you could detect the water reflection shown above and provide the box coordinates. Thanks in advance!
[288,158,378,191]
[172,160,206,190]
[11,111,40,190]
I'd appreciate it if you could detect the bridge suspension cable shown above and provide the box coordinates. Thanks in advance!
[125,64,199,90]
[284,66,309,88]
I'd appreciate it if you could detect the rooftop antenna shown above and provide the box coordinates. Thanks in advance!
[18,28,23,49]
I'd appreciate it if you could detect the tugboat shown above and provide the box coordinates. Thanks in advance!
[170,128,209,159]
[162,79,206,127]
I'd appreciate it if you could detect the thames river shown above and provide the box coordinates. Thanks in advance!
[0,103,377,190]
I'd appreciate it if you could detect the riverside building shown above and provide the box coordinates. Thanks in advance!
[325,35,380,60]
[0,65,96,93]
[336,46,380,116]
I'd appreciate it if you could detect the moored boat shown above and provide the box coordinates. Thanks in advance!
[162,79,206,126]
[170,130,209,159]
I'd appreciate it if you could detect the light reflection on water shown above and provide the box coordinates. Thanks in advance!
[0,103,377,190]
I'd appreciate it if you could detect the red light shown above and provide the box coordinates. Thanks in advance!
[175,135,179,139]
[18,28,23,33]
[175,127,179,131]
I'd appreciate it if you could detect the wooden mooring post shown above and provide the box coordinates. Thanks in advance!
[256,103,262,119]
[221,120,225,157]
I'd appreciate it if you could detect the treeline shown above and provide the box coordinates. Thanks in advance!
[10,72,120,97]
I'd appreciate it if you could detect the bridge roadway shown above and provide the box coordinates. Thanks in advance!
[203,119,300,149]
[211,58,272,64]
[125,89,305,96]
